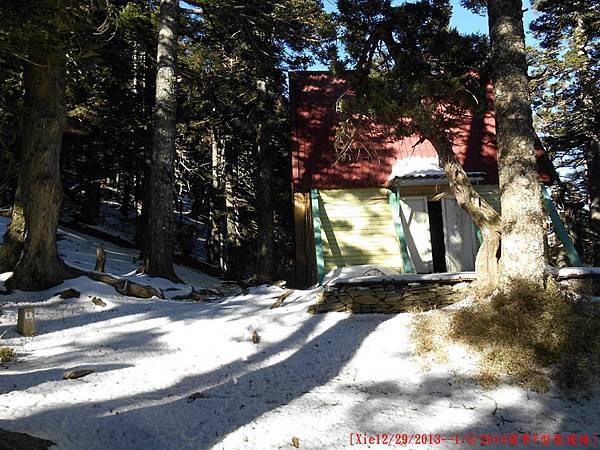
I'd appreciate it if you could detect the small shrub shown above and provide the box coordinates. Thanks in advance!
[411,279,600,392]
[411,311,451,364]
[0,347,16,362]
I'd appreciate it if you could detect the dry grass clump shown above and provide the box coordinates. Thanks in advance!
[412,280,600,392]
[412,310,451,365]
[0,346,16,362]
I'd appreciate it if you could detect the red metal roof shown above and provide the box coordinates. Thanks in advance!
[290,71,554,191]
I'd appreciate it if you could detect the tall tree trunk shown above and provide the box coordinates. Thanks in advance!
[0,182,25,272]
[488,0,547,288]
[255,122,274,281]
[585,140,600,265]
[573,16,600,266]
[81,180,101,224]
[143,0,179,282]
[120,175,132,216]
[208,127,225,269]
[223,142,241,279]
[255,81,275,282]
[7,49,74,290]
[136,44,157,254]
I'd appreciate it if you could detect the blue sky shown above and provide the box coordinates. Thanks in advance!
[448,0,539,45]
[312,0,539,69]
[322,0,539,44]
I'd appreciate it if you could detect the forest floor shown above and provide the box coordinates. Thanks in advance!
[0,217,599,449]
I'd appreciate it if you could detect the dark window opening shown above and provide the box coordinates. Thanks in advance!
[427,201,447,273]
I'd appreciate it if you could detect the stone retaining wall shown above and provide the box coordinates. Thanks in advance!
[307,268,600,314]
[558,278,600,297]
[308,280,471,314]
[556,267,600,296]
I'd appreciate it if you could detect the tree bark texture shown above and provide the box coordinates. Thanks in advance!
[0,182,26,272]
[586,140,600,265]
[488,0,547,287]
[224,145,242,279]
[208,127,224,268]
[7,48,74,290]
[143,0,179,282]
[255,81,275,281]
[256,122,275,281]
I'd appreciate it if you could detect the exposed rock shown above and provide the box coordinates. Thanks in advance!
[187,392,206,403]
[56,288,80,299]
[63,369,94,380]
[0,429,55,450]
[353,295,380,305]
[91,297,107,307]
[559,278,600,296]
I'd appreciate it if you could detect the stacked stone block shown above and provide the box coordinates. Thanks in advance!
[308,280,471,314]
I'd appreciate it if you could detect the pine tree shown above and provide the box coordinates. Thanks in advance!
[0,0,121,290]
[486,0,547,287]
[458,0,550,285]
[143,0,180,282]
[0,1,81,289]
[179,0,331,281]
[530,0,600,265]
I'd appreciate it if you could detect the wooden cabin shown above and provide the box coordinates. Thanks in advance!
[290,71,554,287]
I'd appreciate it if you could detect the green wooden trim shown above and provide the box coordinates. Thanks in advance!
[541,186,583,267]
[475,226,483,248]
[388,188,415,273]
[311,188,326,282]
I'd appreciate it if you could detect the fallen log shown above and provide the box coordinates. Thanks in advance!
[59,219,137,249]
[84,271,164,299]
[270,289,295,309]
[171,287,221,301]
[173,254,222,278]
[58,222,226,281]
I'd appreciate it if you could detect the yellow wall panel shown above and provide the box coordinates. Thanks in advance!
[318,188,404,273]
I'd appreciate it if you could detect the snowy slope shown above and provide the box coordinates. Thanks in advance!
[0,218,599,449]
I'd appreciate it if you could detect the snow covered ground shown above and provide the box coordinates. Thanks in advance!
[0,217,599,449]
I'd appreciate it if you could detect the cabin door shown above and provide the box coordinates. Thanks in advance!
[441,197,477,272]
[399,196,433,273]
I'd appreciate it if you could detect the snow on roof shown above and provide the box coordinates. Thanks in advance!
[387,155,487,183]
[387,156,445,181]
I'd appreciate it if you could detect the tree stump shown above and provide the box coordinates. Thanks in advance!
[95,246,106,272]
[17,307,35,336]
